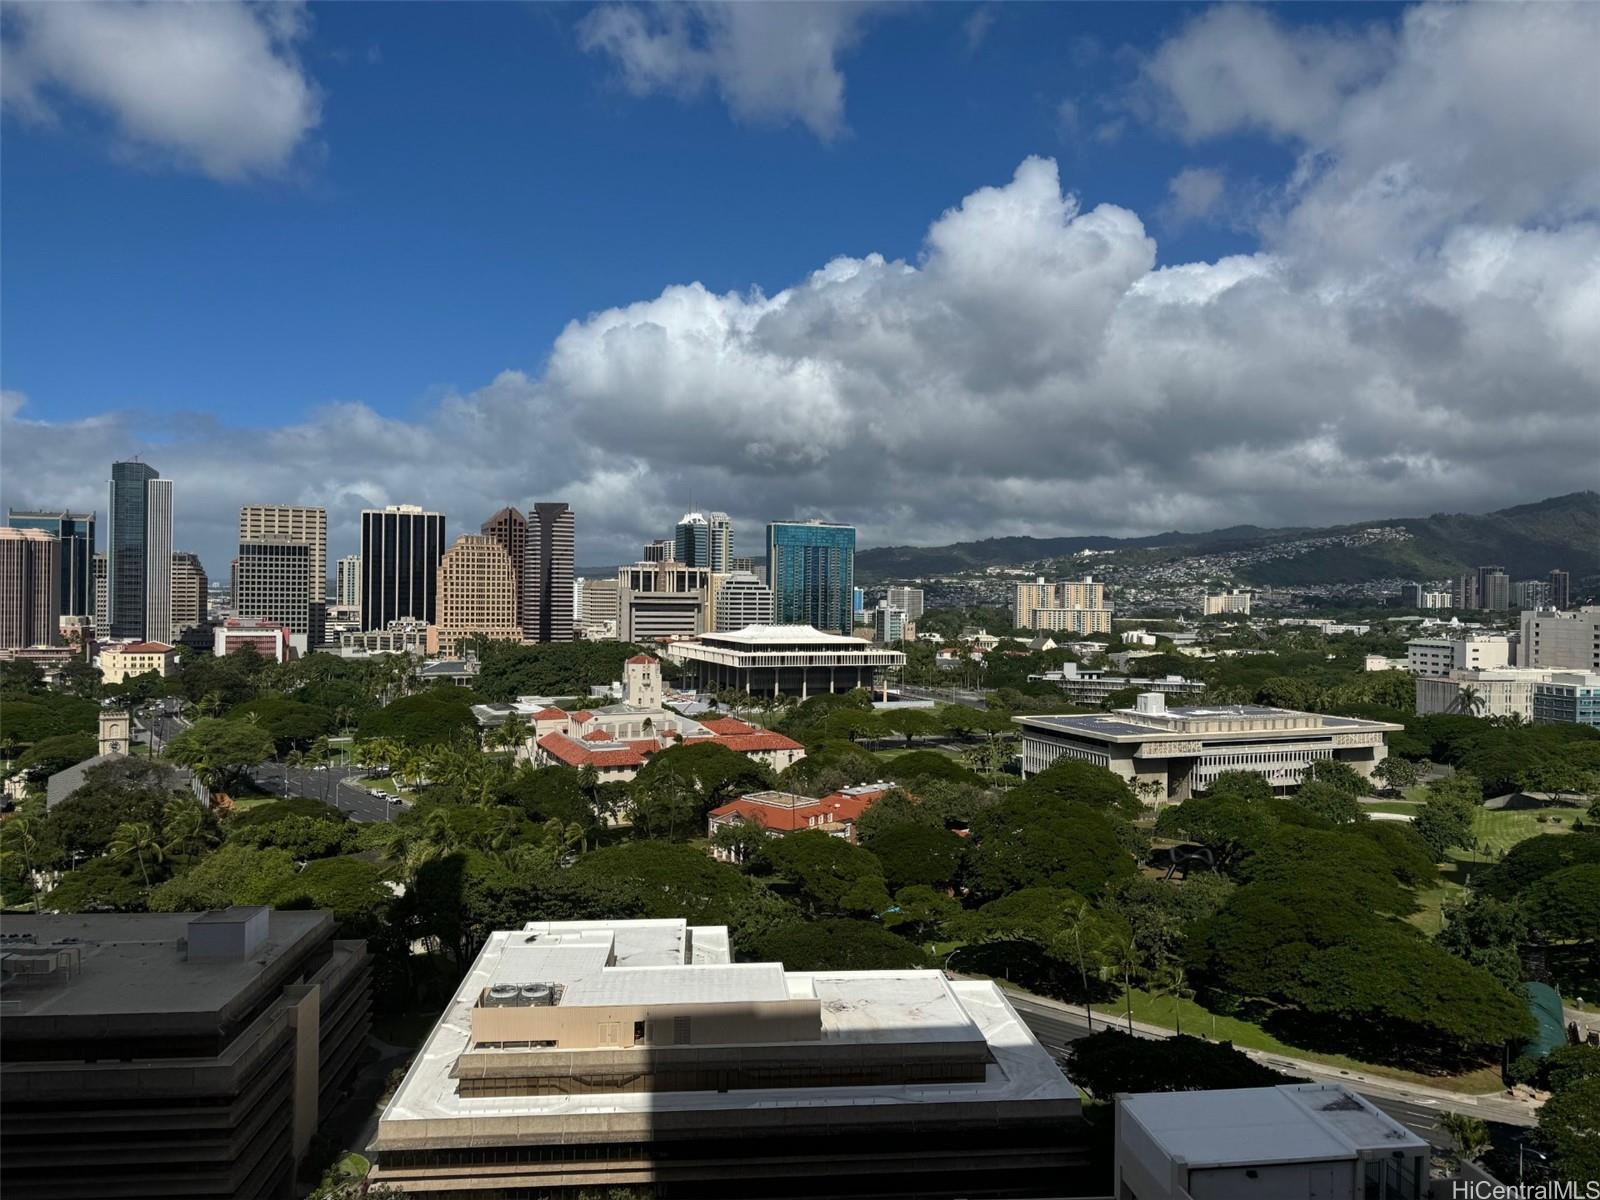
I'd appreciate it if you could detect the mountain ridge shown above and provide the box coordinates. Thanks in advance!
[853,492,1600,585]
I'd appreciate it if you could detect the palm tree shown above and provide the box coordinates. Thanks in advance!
[1,815,43,913]
[1060,898,1097,1030]
[109,821,165,887]
[160,796,216,859]
[1112,936,1144,1036]
[1150,964,1195,1037]
[1440,1112,1490,1165]
[1452,685,1486,718]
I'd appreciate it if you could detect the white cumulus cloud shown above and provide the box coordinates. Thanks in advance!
[4,3,1597,575]
[578,2,890,140]
[1,0,321,180]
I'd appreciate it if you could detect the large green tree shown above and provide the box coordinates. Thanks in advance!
[869,822,965,891]
[752,830,891,917]
[966,795,1134,900]
[745,919,929,972]
[164,717,276,792]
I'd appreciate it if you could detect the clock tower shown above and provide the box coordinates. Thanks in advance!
[99,709,131,757]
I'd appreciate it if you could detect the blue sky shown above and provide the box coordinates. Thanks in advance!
[2,2,1302,425]
[2,2,1595,573]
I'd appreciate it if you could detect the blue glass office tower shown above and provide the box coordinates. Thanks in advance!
[7,510,96,617]
[766,520,856,635]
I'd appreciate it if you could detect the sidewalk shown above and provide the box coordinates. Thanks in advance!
[1007,986,1540,1126]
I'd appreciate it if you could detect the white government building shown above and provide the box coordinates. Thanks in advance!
[1017,693,1401,801]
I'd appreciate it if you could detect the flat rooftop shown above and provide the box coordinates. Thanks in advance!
[1018,705,1402,741]
[1120,1084,1426,1167]
[698,624,873,646]
[380,922,1072,1129]
[0,910,330,1019]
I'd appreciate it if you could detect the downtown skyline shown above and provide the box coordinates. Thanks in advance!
[4,2,1598,575]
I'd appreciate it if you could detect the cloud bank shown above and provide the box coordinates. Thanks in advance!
[3,2,1597,576]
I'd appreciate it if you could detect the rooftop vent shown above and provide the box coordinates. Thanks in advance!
[482,981,562,1008]
[1135,693,1166,715]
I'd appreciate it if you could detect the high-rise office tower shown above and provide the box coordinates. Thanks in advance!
[235,541,313,650]
[107,460,171,640]
[481,507,527,627]
[642,538,674,562]
[6,510,95,618]
[240,506,327,643]
[523,503,575,643]
[335,555,361,609]
[435,534,520,655]
[1453,572,1479,610]
[674,511,735,571]
[360,505,446,631]
[710,570,773,632]
[1398,582,1424,608]
[766,520,856,635]
[1548,569,1571,611]
[144,479,173,644]
[92,552,108,638]
[0,528,60,649]
[170,552,209,640]
[1477,565,1510,612]
[675,512,709,568]
[886,586,925,622]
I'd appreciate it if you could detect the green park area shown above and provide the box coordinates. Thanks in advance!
[3,625,1598,1186]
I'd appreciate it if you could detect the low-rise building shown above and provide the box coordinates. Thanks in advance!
[98,639,178,684]
[1114,1083,1426,1200]
[707,783,898,858]
[368,918,1083,1198]
[1027,663,1205,706]
[1017,694,1400,801]
[1414,666,1554,721]
[1532,671,1600,729]
[1405,633,1514,675]
[2,907,370,1200]
[214,619,298,663]
[668,624,905,699]
[338,619,438,657]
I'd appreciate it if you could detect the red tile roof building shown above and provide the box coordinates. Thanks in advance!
[706,784,899,860]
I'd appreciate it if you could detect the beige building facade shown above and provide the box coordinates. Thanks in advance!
[0,527,60,649]
[435,534,520,655]
[99,640,178,684]
[1011,576,1112,633]
[170,551,209,641]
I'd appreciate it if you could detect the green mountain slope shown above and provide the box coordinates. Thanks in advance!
[854,492,1599,584]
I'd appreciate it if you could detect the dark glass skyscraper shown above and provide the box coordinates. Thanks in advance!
[107,460,165,638]
[766,520,856,635]
[523,502,574,643]
[6,510,95,617]
[359,505,446,630]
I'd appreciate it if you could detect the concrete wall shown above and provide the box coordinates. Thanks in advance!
[471,997,822,1050]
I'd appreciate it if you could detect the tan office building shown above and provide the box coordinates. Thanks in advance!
[435,534,519,655]
[170,551,209,641]
[0,527,60,649]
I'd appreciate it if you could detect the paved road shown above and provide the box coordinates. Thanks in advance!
[1005,993,1534,1151]
[249,763,401,823]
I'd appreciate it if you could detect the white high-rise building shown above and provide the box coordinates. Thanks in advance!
[871,605,909,644]
[336,554,361,609]
[1521,606,1600,671]
[710,570,773,631]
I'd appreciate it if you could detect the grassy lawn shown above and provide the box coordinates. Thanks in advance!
[362,774,407,797]
[1460,807,1577,861]
[1081,985,1504,1094]
[871,743,961,760]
